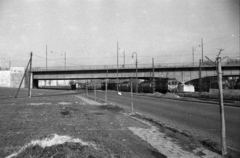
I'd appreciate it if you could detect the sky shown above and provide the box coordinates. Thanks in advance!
[0,0,239,68]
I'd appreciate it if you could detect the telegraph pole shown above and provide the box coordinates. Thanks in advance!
[130,78,133,113]
[28,52,33,98]
[117,42,119,92]
[152,58,155,93]
[205,49,227,157]
[46,45,47,69]
[201,38,204,62]
[192,47,195,66]
[199,59,202,93]
[65,52,66,69]
[123,50,125,68]
[217,55,227,156]
[15,52,32,98]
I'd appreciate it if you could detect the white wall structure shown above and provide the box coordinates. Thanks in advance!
[10,67,25,88]
[0,70,11,87]
[0,67,26,88]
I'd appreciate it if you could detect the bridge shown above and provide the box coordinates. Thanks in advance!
[31,61,240,88]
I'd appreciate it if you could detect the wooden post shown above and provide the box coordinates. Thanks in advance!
[105,66,108,103]
[152,58,155,93]
[28,52,33,98]
[117,42,119,92]
[199,59,202,93]
[217,57,227,156]
[15,56,31,98]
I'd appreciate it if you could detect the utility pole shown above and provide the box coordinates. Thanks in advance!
[192,47,195,66]
[152,58,155,93]
[46,45,47,69]
[217,55,227,156]
[28,52,33,98]
[117,42,119,92]
[65,52,66,70]
[199,59,202,93]
[123,50,125,68]
[15,52,32,98]
[205,49,227,157]
[201,38,203,62]
[104,65,108,103]
[132,52,138,93]
[130,78,133,113]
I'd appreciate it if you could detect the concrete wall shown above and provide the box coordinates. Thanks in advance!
[0,67,26,88]
[0,71,10,87]
[10,67,25,88]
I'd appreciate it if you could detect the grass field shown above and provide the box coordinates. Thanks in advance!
[0,88,162,158]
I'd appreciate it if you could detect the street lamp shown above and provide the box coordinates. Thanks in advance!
[104,65,108,103]
[132,52,138,93]
[192,47,195,66]
[122,50,125,68]
[46,45,47,69]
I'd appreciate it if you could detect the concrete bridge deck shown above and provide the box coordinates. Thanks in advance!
[32,63,240,84]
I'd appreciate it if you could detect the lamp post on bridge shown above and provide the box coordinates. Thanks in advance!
[132,52,138,93]
[122,50,125,68]
[46,45,47,69]
[104,65,108,103]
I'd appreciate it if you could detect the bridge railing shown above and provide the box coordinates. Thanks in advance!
[32,62,198,71]
[32,60,239,71]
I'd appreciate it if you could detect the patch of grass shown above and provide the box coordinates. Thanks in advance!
[0,88,144,158]
[97,104,124,113]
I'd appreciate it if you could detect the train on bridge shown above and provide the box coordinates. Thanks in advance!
[86,78,180,93]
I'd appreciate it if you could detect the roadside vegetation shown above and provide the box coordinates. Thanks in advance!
[0,88,155,158]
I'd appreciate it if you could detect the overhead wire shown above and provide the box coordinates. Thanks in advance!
[33,54,83,66]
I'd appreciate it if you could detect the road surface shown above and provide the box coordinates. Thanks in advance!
[79,89,240,152]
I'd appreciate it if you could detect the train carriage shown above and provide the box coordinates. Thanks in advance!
[140,78,179,93]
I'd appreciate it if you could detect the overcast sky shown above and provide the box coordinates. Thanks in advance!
[0,0,239,68]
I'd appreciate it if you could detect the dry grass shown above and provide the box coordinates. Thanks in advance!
[0,88,140,158]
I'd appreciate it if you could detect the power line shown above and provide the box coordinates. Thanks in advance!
[33,54,82,66]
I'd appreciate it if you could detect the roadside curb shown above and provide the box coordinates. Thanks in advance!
[98,90,240,108]
[136,93,240,108]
